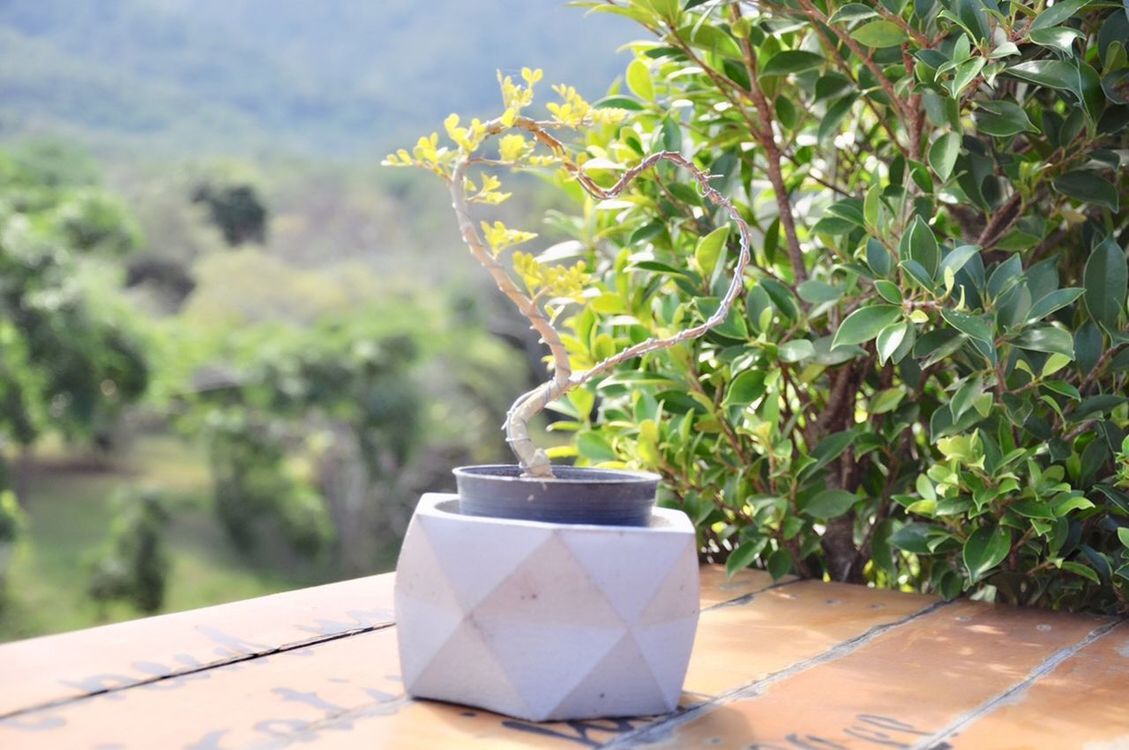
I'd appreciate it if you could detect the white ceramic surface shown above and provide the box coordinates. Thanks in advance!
[394,493,699,722]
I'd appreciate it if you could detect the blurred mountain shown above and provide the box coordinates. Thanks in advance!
[0,0,636,158]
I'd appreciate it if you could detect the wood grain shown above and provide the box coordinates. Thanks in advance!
[0,566,1124,750]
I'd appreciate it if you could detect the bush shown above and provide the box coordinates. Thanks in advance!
[540,0,1129,611]
[88,490,170,614]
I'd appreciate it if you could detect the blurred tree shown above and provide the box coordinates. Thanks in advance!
[0,490,25,598]
[192,182,268,246]
[0,146,151,490]
[88,489,170,615]
[171,300,523,574]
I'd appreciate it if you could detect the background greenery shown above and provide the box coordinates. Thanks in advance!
[0,2,631,641]
[3,0,1128,641]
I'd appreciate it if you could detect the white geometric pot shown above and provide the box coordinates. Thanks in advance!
[394,493,699,722]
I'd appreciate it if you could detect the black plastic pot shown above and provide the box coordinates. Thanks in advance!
[453,464,660,526]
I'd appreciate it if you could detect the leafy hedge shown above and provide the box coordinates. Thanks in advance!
[546,0,1129,611]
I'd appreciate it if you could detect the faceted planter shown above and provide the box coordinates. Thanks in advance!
[394,492,699,722]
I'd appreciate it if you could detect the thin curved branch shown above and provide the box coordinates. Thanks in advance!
[449,114,752,477]
[503,149,753,474]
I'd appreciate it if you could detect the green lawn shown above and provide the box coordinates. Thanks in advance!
[0,435,332,643]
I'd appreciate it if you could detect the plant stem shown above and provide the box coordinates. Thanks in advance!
[452,118,755,477]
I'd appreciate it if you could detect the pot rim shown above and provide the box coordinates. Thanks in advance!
[418,493,691,533]
[453,464,661,485]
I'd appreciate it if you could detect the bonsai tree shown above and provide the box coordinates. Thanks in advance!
[385,69,753,478]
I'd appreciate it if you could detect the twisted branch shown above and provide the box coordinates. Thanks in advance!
[449,117,752,477]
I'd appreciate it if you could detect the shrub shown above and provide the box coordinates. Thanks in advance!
[88,490,170,614]
[548,0,1128,611]
[387,0,1127,610]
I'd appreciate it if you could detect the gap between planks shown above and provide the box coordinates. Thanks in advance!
[0,569,781,723]
[602,596,955,748]
[0,621,397,723]
[908,618,1123,750]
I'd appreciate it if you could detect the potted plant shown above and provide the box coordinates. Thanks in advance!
[383,69,750,722]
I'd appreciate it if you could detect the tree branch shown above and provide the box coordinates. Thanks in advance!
[495,142,753,476]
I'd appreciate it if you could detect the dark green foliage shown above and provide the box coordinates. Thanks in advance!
[555,0,1129,612]
[0,146,149,454]
[192,183,268,247]
[88,490,170,614]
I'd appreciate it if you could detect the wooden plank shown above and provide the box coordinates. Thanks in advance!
[615,600,1114,749]
[0,564,770,721]
[685,580,937,697]
[0,576,940,749]
[0,573,396,718]
[939,621,1129,750]
[0,627,611,749]
[697,567,788,607]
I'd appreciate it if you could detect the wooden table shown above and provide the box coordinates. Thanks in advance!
[1,567,1127,749]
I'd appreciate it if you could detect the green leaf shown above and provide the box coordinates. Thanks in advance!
[1118,527,1129,550]
[1074,394,1128,419]
[1006,60,1076,90]
[940,244,981,276]
[625,58,655,101]
[1075,321,1103,372]
[876,322,909,364]
[726,539,765,575]
[661,117,683,154]
[797,279,844,305]
[1014,326,1075,357]
[1041,352,1073,378]
[1053,171,1119,212]
[874,279,902,304]
[867,238,893,277]
[832,305,903,348]
[801,430,857,478]
[974,101,1036,137]
[850,20,908,47]
[1104,69,1129,105]
[890,523,935,554]
[1027,288,1084,323]
[1030,0,1091,31]
[767,548,793,580]
[901,216,939,278]
[725,370,765,408]
[694,226,729,278]
[963,526,1012,582]
[1062,560,1100,583]
[1083,237,1129,331]
[1029,27,1085,55]
[928,132,961,181]
[802,489,858,519]
[871,385,907,414]
[818,95,857,143]
[594,95,645,111]
[948,57,986,97]
[941,309,994,343]
[697,297,748,339]
[761,50,824,77]
[1042,380,1081,400]
[779,339,816,363]
[829,3,878,23]
[576,431,617,462]
[900,259,936,290]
